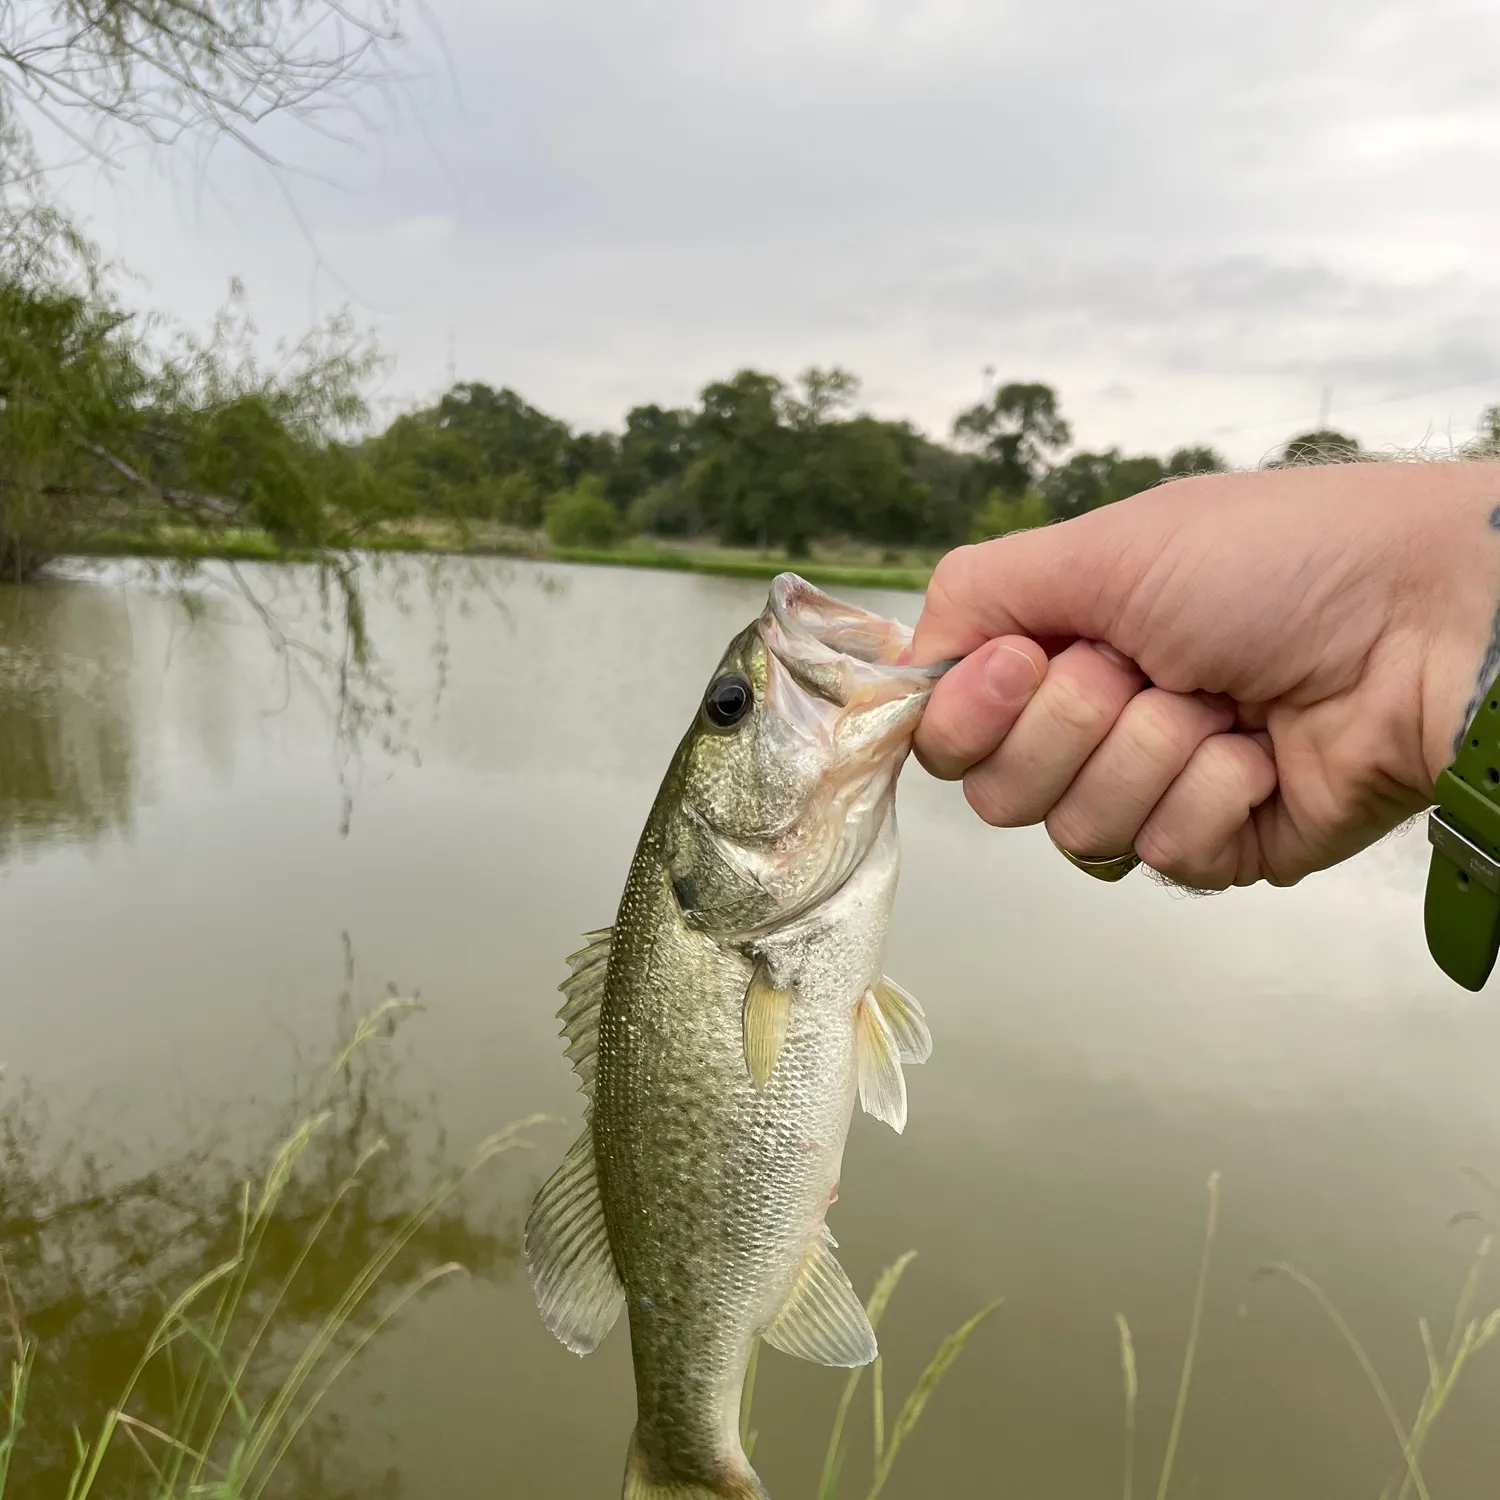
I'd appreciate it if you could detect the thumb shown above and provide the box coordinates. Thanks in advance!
[912,507,1143,666]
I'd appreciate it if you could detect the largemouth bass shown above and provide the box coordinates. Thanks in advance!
[525,573,945,1500]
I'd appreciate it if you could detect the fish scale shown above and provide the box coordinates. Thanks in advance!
[524,574,945,1500]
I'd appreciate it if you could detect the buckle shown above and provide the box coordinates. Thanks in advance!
[1428,808,1500,895]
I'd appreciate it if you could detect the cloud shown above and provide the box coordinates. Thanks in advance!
[31,0,1500,464]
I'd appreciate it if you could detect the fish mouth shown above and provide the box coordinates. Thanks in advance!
[761,573,950,708]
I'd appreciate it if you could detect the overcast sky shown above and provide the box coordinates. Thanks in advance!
[35,0,1500,465]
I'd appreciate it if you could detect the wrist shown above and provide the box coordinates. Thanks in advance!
[1415,463,1500,791]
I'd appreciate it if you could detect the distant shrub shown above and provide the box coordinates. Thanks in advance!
[545,477,624,548]
[971,489,1048,541]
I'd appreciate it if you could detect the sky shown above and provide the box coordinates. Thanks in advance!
[30,0,1500,466]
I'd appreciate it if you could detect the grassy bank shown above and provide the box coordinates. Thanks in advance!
[76,524,938,593]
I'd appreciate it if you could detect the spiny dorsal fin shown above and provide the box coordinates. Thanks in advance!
[873,976,932,1065]
[525,1128,624,1355]
[854,990,907,1134]
[557,927,611,1097]
[761,1226,877,1368]
[743,963,793,1090]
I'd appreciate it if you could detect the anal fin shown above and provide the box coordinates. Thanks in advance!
[761,1227,876,1368]
[524,1128,624,1355]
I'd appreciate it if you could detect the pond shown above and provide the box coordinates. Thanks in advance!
[2,557,1498,1498]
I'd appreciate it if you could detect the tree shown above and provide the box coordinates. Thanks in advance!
[971,489,1048,540]
[1108,453,1167,501]
[546,475,623,548]
[1166,445,1227,477]
[614,404,698,503]
[0,0,408,575]
[1275,428,1360,466]
[1,0,402,172]
[1,226,382,578]
[952,382,1071,496]
[780,366,861,432]
[1039,450,1119,521]
[686,369,793,550]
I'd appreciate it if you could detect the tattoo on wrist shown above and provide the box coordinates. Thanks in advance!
[1453,504,1500,757]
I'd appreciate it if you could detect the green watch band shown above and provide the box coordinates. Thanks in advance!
[1425,691,1500,990]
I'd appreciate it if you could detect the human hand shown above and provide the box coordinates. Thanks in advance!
[911,462,1500,889]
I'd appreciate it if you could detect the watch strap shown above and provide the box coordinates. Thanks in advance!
[1425,693,1500,990]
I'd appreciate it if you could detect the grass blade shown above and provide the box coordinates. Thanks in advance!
[864,1297,1002,1500]
[1256,1262,1431,1500]
[816,1252,917,1500]
[740,1338,760,1462]
[1116,1313,1137,1500]
[1155,1169,1219,1500]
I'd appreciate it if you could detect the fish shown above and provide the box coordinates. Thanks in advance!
[524,572,946,1500]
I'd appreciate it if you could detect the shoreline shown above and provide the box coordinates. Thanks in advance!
[76,530,937,593]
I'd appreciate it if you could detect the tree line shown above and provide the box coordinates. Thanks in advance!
[357,370,1377,556]
[0,196,1432,582]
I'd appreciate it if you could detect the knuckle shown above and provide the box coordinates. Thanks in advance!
[1135,823,1188,876]
[926,546,977,621]
[1123,691,1190,766]
[1042,672,1115,743]
[1138,832,1229,891]
[962,768,1030,828]
[1045,805,1105,856]
[914,731,966,781]
[1202,737,1267,807]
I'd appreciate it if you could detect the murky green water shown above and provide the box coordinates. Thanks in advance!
[3,557,1500,1498]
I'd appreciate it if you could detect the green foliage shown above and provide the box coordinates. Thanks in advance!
[971,488,1049,539]
[0,207,385,578]
[545,475,624,548]
[1275,428,1361,466]
[1165,445,1227,477]
[952,381,1072,497]
[1042,449,1170,520]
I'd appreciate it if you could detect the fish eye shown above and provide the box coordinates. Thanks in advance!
[703,672,753,729]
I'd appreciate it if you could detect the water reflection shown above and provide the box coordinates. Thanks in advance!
[0,581,136,863]
[7,560,1500,1496]
[0,944,523,1499]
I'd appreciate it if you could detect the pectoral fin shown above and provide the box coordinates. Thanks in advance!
[524,1129,624,1355]
[762,1227,877,1368]
[854,990,908,1134]
[743,963,793,1090]
[874,976,932,1064]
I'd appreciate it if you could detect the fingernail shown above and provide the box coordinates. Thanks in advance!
[1092,641,1135,670]
[982,644,1042,705]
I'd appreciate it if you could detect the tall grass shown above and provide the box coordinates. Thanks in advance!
[737,1249,1002,1500]
[6,1102,1499,1500]
[0,997,543,1500]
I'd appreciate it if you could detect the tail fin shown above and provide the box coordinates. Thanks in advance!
[622,1433,768,1500]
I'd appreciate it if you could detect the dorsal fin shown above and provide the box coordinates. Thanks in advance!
[557,927,611,1097]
